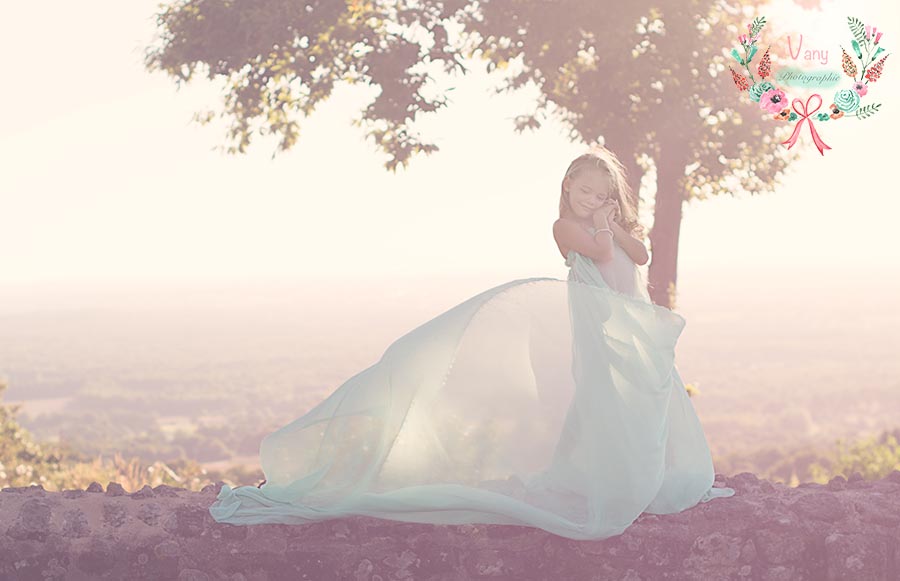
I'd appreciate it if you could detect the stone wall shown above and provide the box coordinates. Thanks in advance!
[2,472,900,580]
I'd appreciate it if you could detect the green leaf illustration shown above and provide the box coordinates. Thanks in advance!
[747,44,758,63]
[851,39,862,59]
[750,16,767,38]
[855,103,882,120]
[731,48,745,65]
[847,17,867,46]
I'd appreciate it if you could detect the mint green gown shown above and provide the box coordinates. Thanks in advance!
[208,226,735,540]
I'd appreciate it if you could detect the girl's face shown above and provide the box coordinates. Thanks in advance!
[565,167,614,218]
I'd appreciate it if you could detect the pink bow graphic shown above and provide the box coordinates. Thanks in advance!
[781,94,832,156]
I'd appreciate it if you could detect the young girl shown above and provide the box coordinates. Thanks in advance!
[209,146,734,541]
[555,148,652,301]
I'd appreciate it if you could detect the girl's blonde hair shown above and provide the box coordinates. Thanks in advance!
[558,145,645,239]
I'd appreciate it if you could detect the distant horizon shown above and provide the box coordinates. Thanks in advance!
[1,263,898,317]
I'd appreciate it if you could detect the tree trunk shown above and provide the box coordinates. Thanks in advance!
[647,145,688,309]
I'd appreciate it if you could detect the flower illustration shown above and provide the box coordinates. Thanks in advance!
[833,88,860,112]
[774,107,792,121]
[852,81,868,96]
[865,54,888,83]
[828,103,844,119]
[866,25,881,44]
[749,80,776,103]
[759,88,787,113]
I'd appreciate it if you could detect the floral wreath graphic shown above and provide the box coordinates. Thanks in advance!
[728,16,889,156]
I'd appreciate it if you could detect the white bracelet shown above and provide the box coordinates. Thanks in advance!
[593,228,613,238]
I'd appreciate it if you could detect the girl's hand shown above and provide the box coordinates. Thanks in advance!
[598,199,619,223]
[612,199,624,221]
[592,206,611,228]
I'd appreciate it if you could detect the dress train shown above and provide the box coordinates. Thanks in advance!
[208,228,735,540]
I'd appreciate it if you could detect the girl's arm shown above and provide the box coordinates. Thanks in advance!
[553,218,615,263]
[610,221,650,266]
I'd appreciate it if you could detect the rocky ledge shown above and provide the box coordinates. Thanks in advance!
[2,472,900,580]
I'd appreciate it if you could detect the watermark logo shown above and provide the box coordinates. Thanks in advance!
[727,16,889,156]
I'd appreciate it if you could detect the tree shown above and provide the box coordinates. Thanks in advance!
[145,0,805,307]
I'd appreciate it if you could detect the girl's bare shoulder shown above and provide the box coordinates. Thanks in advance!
[553,218,592,236]
[553,218,596,260]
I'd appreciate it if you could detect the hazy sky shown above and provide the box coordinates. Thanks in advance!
[1,0,898,296]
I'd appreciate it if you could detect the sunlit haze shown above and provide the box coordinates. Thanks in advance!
[1,0,898,314]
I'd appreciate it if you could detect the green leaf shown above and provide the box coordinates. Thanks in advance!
[848,17,867,46]
[731,48,745,65]
[855,103,882,120]
[750,16,767,38]
[851,39,862,60]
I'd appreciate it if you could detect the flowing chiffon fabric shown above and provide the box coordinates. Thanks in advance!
[209,227,735,540]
